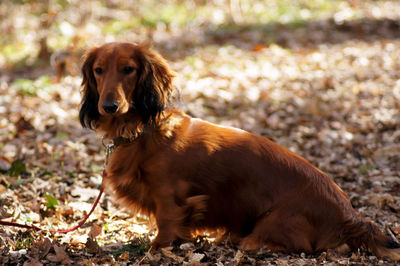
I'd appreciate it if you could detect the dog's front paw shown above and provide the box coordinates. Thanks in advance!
[239,236,261,251]
[151,235,174,250]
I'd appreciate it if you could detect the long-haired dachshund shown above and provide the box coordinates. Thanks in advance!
[79,42,400,260]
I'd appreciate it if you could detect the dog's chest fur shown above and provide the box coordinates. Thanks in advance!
[104,142,157,216]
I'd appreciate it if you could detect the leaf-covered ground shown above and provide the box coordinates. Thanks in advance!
[1,1,400,265]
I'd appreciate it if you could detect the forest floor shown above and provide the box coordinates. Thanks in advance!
[1,1,400,265]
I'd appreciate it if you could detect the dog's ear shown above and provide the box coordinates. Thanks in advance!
[79,47,100,129]
[134,44,176,124]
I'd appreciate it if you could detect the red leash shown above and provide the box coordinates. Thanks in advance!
[0,220,41,231]
[0,170,105,233]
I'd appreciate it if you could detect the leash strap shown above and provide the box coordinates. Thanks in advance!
[0,134,130,233]
[0,171,106,233]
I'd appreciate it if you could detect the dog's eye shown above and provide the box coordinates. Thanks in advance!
[94,67,103,75]
[123,66,134,75]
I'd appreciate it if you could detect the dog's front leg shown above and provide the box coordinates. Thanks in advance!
[151,196,191,249]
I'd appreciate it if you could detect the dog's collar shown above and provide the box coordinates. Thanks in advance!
[103,133,141,166]
[112,135,139,147]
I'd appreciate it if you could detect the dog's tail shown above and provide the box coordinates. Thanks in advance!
[345,219,400,260]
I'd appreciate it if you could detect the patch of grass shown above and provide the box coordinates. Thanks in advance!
[39,170,52,178]
[244,0,342,24]
[138,3,196,28]
[10,75,51,96]
[358,164,376,174]
[0,43,33,67]
[55,132,68,139]
[8,160,27,177]
[110,237,151,258]
[24,215,33,223]
[15,233,34,250]
[287,18,308,29]
[103,223,110,233]
[66,171,76,178]
[103,18,141,34]
[206,0,344,43]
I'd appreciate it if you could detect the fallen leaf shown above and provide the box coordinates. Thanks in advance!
[39,238,52,258]
[118,251,129,260]
[46,244,72,265]
[61,207,74,216]
[189,252,205,263]
[23,258,43,266]
[252,44,268,51]
[146,251,162,263]
[0,184,7,194]
[233,250,244,264]
[70,187,100,201]
[180,242,194,250]
[43,193,59,209]
[161,247,184,263]
[85,237,102,254]
[392,226,400,235]
[88,224,102,239]
[16,117,34,134]
[0,158,11,172]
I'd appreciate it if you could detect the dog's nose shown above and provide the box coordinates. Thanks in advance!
[102,100,119,114]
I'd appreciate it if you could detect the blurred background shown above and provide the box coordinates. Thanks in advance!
[1,1,400,264]
[3,0,399,79]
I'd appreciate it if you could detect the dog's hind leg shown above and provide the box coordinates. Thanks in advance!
[240,209,314,253]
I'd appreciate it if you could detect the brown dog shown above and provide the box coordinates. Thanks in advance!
[79,42,400,260]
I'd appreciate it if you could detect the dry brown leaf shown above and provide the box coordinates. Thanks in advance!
[180,242,194,250]
[88,224,102,239]
[23,258,43,266]
[233,250,244,264]
[392,226,400,235]
[189,252,205,263]
[46,244,72,265]
[16,117,34,134]
[146,251,162,263]
[252,44,268,51]
[6,237,16,250]
[277,258,289,266]
[0,159,11,172]
[0,184,7,194]
[38,238,52,258]
[118,251,129,260]
[70,186,99,201]
[85,237,102,254]
[46,254,60,263]
[350,252,360,260]
[161,247,184,263]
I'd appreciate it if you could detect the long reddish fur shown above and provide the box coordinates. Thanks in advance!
[79,42,400,260]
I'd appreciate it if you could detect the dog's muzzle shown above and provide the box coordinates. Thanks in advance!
[102,100,119,114]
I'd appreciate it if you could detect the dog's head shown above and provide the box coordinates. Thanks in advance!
[79,42,175,129]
